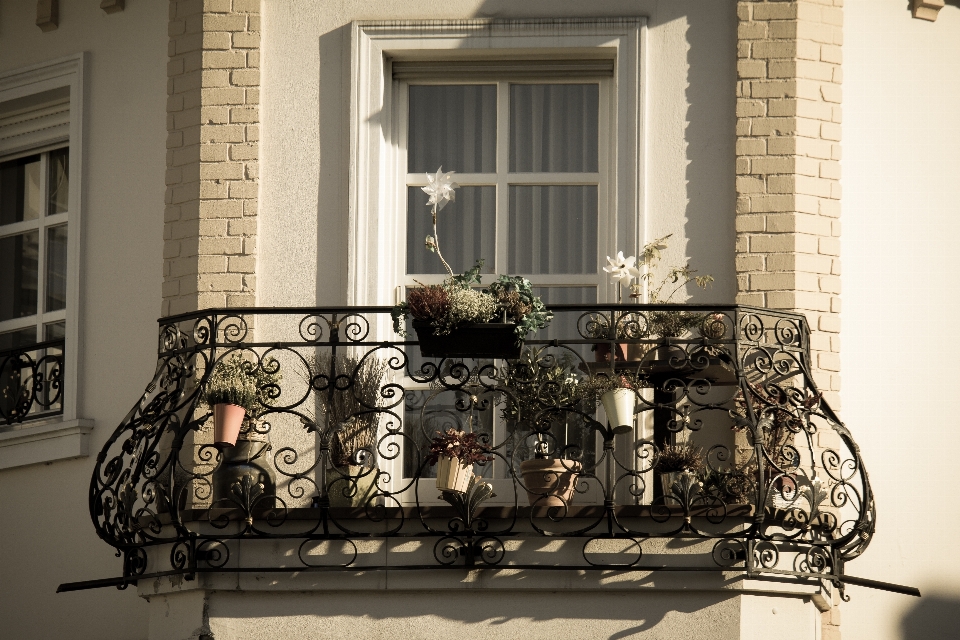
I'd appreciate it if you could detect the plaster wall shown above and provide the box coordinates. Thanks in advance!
[0,1,167,638]
[842,0,960,638]
[258,0,738,307]
[143,587,830,640]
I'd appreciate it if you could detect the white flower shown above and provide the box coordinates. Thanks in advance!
[422,167,459,212]
[603,251,641,282]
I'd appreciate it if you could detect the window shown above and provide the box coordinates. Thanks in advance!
[0,147,70,349]
[0,54,89,469]
[350,20,644,499]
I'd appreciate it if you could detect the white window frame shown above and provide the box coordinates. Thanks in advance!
[348,18,646,307]
[348,20,645,501]
[0,54,92,469]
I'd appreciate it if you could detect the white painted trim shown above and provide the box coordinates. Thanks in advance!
[0,53,85,425]
[0,418,94,469]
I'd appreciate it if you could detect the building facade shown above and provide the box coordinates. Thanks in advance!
[0,1,957,639]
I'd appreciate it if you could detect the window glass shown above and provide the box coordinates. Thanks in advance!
[510,84,599,173]
[406,185,495,275]
[48,147,69,215]
[0,231,39,322]
[44,321,65,341]
[408,85,497,173]
[45,224,67,312]
[508,185,598,274]
[0,155,41,225]
[0,327,38,351]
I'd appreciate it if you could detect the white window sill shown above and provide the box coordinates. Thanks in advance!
[0,418,94,470]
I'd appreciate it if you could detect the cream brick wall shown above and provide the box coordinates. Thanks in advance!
[164,0,259,316]
[736,0,843,404]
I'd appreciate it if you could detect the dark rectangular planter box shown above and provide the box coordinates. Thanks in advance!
[413,320,522,359]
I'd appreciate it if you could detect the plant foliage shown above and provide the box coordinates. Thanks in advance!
[427,428,494,466]
[201,354,281,414]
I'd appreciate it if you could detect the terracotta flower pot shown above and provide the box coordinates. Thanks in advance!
[601,388,636,431]
[213,403,246,447]
[436,456,473,493]
[593,341,629,363]
[520,458,581,507]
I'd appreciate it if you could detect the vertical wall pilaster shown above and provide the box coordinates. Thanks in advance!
[164,0,260,316]
[735,0,843,406]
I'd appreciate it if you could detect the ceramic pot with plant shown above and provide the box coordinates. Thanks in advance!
[202,354,280,448]
[655,443,705,497]
[310,353,388,508]
[575,372,639,434]
[391,168,552,359]
[427,428,493,494]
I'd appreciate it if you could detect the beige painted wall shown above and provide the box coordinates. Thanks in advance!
[258,0,738,307]
[0,1,167,638]
[842,0,960,638]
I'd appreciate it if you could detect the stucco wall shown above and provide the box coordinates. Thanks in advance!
[842,0,960,638]
[258,0,738,307]
[0,1,167,639]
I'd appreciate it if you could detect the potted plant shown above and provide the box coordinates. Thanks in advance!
[392,168,552,358]
[575,372,639,434]
[310,353,388,508]
[497,349,585,507]
[590,235,718,363]
[202,354,280,448]
[656,442,705,497]
[427,428,493,494]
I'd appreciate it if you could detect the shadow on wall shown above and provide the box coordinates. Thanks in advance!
[680,4,737,304]
[900,594,960,640]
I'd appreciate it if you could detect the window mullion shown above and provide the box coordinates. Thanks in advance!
[35,152,49,341]
[495,81,510,277]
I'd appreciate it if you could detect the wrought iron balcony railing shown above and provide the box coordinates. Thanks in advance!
[66,305,910,597]
[0,339,64,425]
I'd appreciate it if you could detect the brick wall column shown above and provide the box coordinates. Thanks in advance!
[735,0,843,406]
[164,0,260,316]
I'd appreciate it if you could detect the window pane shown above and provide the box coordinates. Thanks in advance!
[44,321,65,341]
[0,231,39,322]
[508,185,598,274]
[0,155,41,225]
[530,286,597,358]
[408,85,497,173]
[48,147,69,215]
[407,185,495,275]
[510,84,599,173]
[45,224,67,312]
[0,327,37,351]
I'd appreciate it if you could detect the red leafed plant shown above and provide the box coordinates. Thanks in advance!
[427,428,494,466]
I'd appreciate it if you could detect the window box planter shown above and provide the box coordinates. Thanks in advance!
[413,320,522,359]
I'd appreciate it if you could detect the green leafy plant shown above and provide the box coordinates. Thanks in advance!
[201,354,280,414]
[573,371,639,407]
[497,350,584,426]
[392,259,553,339]
[655,442,705,473]
[427,428,494,466]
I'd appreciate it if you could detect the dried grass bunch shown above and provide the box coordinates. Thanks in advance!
[655,443,704,473]
[309,353,388,468]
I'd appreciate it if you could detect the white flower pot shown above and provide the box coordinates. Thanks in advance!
[436,456,473,493]
[601,388,636,431]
